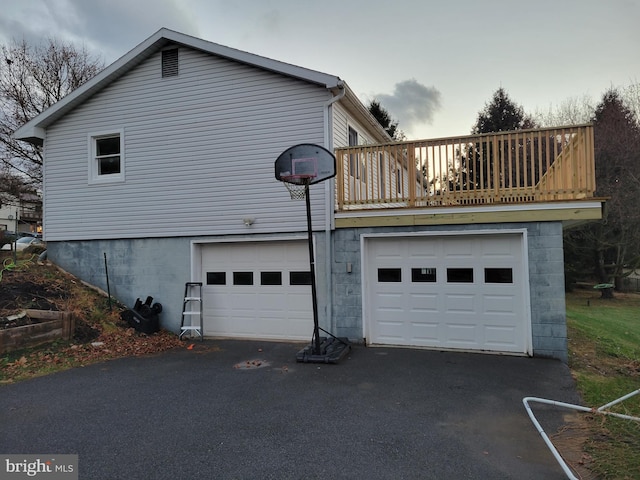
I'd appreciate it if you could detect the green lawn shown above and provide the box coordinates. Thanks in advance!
[566,290,640,479]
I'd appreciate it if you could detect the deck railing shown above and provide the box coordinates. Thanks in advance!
[335,124,595,211]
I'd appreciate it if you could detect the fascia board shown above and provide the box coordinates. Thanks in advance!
[14,28,342,144]
[162,29,342,89]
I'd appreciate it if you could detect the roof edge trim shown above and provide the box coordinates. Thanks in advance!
[14,28,343,143]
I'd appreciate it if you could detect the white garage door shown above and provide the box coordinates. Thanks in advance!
[365,233,530,354]
[200,241,313,340]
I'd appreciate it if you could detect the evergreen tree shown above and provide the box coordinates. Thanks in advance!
[472,87,536,134]
[368,100,404,141]
[452,88,537,191]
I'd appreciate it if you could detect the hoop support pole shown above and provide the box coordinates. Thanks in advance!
[304,182,321,355]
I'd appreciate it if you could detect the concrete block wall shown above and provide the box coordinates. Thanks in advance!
[48,232,330,335]
[48,238,192,333]
[331,222,568,362]
[525,222,568,362]
[331,228,363,339]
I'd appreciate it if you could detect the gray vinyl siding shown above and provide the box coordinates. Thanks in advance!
[332,103,377,148]
[333,103,350,149]
[43,46,331,241]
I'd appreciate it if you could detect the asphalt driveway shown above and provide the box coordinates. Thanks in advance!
[0,340,580,479]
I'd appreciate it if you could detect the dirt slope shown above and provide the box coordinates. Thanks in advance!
[1,251,183,383]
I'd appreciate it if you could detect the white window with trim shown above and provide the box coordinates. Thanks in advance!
[89,130,124,184]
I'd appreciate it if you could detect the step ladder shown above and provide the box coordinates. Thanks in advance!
[180,282,203,341]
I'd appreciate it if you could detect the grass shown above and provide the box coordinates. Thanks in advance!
[566,290,640,479]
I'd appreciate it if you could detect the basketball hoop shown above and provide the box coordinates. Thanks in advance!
[273,144,350,363]
[275,150,332,202]
[281,176,311,200]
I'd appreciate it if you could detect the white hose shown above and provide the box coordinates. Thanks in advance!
[523,389,640,479]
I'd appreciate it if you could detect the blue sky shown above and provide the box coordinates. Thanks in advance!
[1,0,638,139]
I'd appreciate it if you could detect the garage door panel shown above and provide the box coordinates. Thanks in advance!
[375,292,404,312]
[444,294,476,313]
[408,293,438,312]
[406,310,442,328]
[409,306,439,315]
[408,321,440,341]
[408,241,438,258]
[211,315,254,336]
[228,248,258,264]
[444,238,473,257]
[445,323,479,344]
[484,325,518,347]
[257,291,287,308]
[259,317,304,335]
[377,318,404,328]
[378,335,405,344]
[480,237,517,255]
[483,294,517,314]
[367,234,528,354]
[376,318,406,343]
[377,307,405,315]
[286,294,314,311]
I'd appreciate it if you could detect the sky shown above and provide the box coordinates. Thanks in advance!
[1,0,639,140]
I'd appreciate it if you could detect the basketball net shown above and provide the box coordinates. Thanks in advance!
[282,177,310,200]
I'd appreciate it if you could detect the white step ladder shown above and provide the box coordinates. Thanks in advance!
[179,282,203,341]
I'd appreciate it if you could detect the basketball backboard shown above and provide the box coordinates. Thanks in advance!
[275,144,336,185]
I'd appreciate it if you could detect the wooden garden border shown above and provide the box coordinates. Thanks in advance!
[0,310,75,354]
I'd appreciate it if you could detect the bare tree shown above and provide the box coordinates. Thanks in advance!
[564,89,640,297]
[534,94,595,127]
[621,81,640,124]
[535,82,640,129]
[0,38,103,192]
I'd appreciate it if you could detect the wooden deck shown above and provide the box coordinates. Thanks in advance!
[335,124,595,212]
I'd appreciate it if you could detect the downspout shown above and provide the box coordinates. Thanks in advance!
[324,81,346,335]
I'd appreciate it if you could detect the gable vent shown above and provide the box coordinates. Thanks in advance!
[162,48,179,77]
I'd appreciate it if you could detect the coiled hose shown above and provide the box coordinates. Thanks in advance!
[0,255,36,282]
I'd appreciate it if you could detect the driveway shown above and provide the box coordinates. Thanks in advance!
[0,340,580,479]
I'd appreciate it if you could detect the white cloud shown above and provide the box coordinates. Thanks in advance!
[375,79,442,136]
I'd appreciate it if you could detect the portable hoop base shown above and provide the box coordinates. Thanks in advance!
[296,336,351,364]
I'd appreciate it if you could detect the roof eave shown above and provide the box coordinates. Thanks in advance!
[14,28,343,145]
[171,29,342,89]
[342,84,392,143]
[15,127,46,147]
